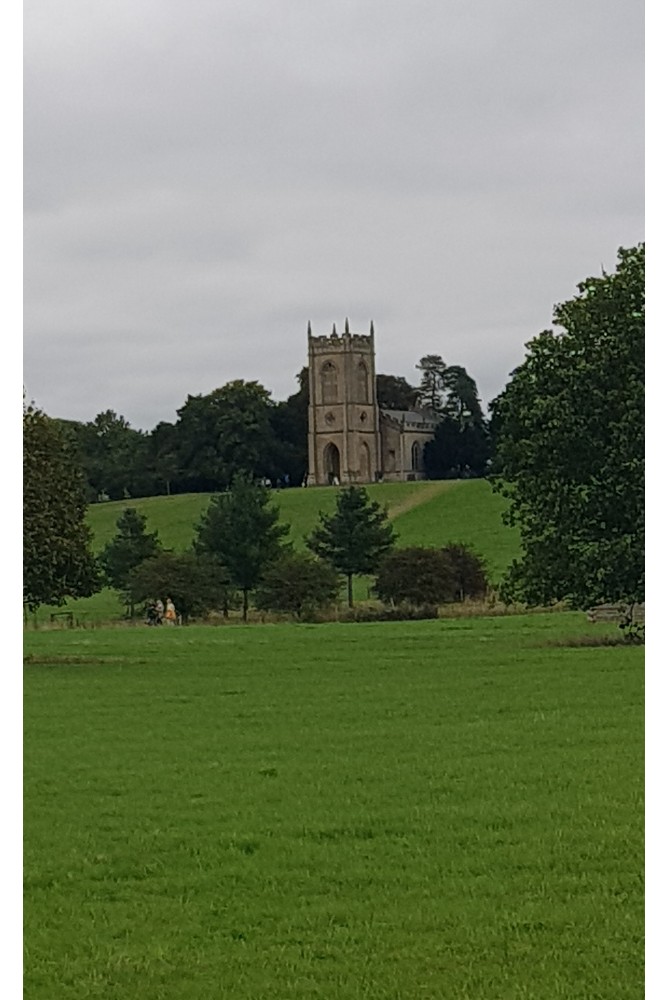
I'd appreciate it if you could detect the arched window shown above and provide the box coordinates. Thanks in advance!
[321,362,338,404]
[411,441,422,471]
[357,361,369,402]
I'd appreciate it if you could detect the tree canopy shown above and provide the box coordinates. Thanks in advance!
[175,381,280,491]
[376,374,419,411]
[491,243,645,609]
[255,552,340,619]
[375,547,456,607]
[268,368,309,487]
[23,405,101,612]
[375,544,488,606]
[416,355,484,425]
[415,355,488,479]
[128,551,231,624]
[423,417,490,480]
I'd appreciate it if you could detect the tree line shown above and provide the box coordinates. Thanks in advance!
[98,480,491,621]
[24,465,490,622]
[53,356,490,503]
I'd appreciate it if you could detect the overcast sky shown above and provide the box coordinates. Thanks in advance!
[23,0,644,431]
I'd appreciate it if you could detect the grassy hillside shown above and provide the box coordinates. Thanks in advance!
[85,480,519,568]
[391,479,521,583]
[84,482,448,553]
[24,615,644,999]
[30,480,521,623]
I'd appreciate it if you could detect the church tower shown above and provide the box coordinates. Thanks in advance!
[307,319,382,485]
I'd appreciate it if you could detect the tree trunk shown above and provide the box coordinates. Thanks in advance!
[242,589,249,621]
[347,574,353,608]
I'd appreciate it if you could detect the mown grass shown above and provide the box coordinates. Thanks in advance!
[83,482,453,554]
[33,480,519,624]
[391,479,522,584]
[24,613,644,999]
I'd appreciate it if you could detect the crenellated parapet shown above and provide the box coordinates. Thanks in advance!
[307,319,375,352]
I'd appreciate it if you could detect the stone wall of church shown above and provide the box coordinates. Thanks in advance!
[379,413,435,481]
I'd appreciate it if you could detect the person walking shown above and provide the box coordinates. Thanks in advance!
[164,597,177,625]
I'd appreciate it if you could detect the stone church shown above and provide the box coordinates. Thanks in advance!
[307,320,440,485]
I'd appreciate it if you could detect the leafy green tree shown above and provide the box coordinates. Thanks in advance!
[255,553,340,619]
[375,547,456,606]
[194,474,290,620]
[376,374,419,410]
[269,368,309,487]
[423,416,490,479]
[307,486,396,607]
[55,412,156,502]
[127,552,232,624]
[175,380,279,491]
[99,508,162,615]
[23,404,101,612]
[83,410,147,500]
[145,421,181,496]
[491,243,645,609]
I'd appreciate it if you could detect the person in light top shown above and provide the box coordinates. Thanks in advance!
[164,597,177,625]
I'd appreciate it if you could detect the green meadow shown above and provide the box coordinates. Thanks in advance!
[31,480,521,624]
[24,613,643,999]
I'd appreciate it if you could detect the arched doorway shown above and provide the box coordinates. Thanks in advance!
[359,441,371,482]
[411,441,422,472]
[323,442,341,484]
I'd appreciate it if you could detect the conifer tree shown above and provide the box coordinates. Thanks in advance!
[99,508,162,614]
[307,486,396,606]
[194,473,290,620]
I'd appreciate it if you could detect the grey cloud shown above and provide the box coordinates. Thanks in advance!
[24,0,644,431]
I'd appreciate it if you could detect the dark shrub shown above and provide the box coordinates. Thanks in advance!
[441,543,489,601]
[256,553,340,619]
[375,548,456,606]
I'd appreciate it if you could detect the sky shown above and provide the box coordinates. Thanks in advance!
[23,0,644,431]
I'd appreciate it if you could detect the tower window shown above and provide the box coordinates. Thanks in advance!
[321,361,338,404]
[357,361,369,403]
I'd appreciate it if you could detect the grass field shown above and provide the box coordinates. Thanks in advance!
[82,480,509,556]
[30,480,521,625]
[24,613,644,999]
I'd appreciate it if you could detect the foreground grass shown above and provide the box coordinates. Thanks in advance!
[24,614,643,999]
